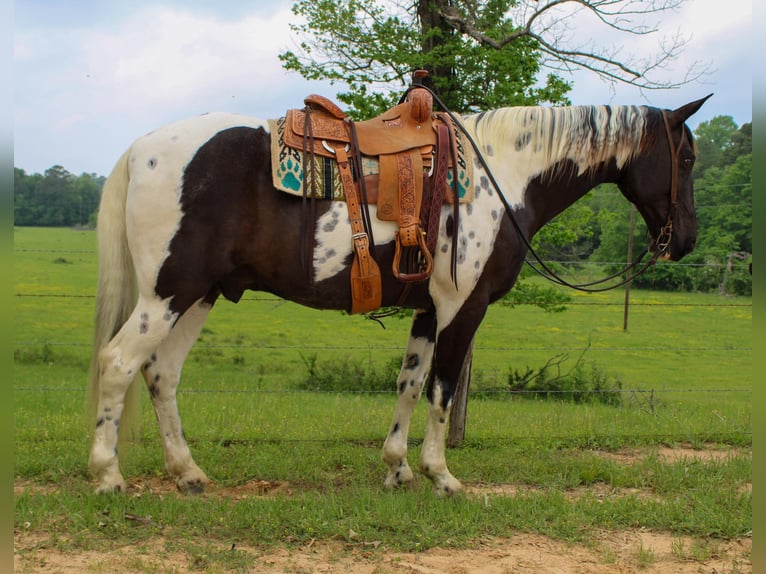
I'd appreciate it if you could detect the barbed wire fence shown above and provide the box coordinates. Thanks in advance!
[14,248,752,447]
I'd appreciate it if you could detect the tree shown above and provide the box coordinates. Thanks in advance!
[438,0,707,89]
[281,0,572,117]
[13,166,103,227]
[281,0,706,117]
[692,116,740,181]
[696,154,752,253]
[721,122,752,167]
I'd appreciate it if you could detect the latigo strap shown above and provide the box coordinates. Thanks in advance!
[333,145,382,314]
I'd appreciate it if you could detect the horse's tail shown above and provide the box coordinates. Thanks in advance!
[88,148,141,442]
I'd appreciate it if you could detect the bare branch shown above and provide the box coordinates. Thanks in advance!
[439,0,711,90]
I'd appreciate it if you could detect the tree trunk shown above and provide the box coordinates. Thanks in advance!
[448,339,473,448]
[416,0,457,98]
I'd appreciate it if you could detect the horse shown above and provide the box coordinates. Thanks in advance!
[88,95,710,496]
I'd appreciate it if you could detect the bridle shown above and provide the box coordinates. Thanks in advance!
[653,109,687,257]
[407,85,688,293]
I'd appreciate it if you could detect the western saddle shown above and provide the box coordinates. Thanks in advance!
[282,71,460,314]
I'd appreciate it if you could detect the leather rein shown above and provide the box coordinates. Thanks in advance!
[408,85,687,293]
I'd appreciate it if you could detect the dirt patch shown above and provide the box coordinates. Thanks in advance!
[14,445,751,573]
[465,482,659,503]
[14,530,751,573]
[131,477,295,499]
[595,442,751,465]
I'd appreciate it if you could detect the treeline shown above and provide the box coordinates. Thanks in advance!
[14,165,104,227]
[13,116,751,294]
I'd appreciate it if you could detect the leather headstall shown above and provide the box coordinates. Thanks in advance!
[655,110,687,258]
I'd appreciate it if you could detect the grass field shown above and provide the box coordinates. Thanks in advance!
[14,226,752,571]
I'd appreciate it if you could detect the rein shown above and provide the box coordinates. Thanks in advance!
[402,85,684,293]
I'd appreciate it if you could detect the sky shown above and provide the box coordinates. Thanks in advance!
[13,0,753,177]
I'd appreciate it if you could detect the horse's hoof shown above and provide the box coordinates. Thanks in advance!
[95,479,128,495]
[384,463,414,489]
[176,476,208,495]
[431,474,463,497]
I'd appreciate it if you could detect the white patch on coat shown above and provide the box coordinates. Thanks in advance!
[313,203,397,282]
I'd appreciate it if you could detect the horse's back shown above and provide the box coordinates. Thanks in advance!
[128,112,268,171]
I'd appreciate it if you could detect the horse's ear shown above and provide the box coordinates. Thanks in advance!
[669,94,713,124]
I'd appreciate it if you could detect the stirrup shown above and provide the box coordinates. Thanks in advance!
[393,227,433,282]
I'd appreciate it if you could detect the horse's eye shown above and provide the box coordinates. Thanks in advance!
[682,157,695,169]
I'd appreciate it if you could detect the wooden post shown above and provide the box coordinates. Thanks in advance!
[623,205,636,331]
[447,339,473,448]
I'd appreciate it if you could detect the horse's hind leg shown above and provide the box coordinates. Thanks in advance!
[141,300,212,494]
[89,296,176,493]
[382,309,436,488]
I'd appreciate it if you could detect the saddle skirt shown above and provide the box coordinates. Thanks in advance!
[268,114,474,205]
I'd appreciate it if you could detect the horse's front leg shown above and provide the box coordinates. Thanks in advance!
[382,308,436,488]
[419,375,464,496]
[419,304,486,496]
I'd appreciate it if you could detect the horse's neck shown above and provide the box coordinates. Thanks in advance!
[526,158,623,238]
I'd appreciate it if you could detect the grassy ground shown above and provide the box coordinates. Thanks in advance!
[14,226,752,569]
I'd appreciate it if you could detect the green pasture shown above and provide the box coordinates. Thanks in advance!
[14,227,751,567]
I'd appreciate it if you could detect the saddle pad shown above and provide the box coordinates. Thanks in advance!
[268,116,474,203]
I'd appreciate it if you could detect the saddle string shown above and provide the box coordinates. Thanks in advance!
[400,85,681,293]
[447,115,462,286]
[301,108,317,283]
[347,119,377,258]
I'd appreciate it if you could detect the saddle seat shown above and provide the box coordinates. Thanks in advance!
[296,91,441,156]
[281,76,459,314]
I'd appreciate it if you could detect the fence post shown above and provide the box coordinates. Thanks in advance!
[447,339,473,448]
[623,205,636,331]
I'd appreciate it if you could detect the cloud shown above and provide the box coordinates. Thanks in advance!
[14,3,324,174]
[75,6,299,119]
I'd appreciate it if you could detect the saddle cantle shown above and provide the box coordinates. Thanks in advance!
[278,72,463,314]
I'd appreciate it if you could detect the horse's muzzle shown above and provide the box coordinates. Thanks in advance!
[673,235,697,261]
[653,235,696,261]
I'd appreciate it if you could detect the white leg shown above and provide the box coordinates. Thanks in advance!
[382,309,435,488]
[419,381,463,496]
[89,297,175,493]
[415,298,487,497]
[142,300,211,493]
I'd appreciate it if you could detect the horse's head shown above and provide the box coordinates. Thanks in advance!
[618,95,712,261]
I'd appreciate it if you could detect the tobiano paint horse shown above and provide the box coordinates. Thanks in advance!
[88,95,709,495]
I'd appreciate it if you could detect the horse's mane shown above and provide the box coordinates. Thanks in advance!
[461,105,649,176]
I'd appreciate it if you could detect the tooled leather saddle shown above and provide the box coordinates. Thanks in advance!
[281,71,460,314]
